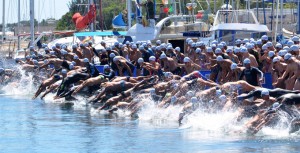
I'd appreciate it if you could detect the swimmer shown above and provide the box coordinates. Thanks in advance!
[32,74,62,99]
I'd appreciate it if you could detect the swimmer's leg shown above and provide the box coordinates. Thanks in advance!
[33,84,45,99]
[40,85,58,99]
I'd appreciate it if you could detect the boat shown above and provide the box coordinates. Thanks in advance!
[208,9,270,46]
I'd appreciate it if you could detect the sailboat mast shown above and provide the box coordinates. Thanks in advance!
[89,0,94,31]
[30,0,34,46]
[127,0,132,30]
[18,0,20,50]
[99,0,104,31]
[2,0,5,43]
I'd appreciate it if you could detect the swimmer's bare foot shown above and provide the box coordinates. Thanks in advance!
[108,107,118,113]
[53,96,61,100]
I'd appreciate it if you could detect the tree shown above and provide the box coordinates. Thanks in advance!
[56,0,126,30]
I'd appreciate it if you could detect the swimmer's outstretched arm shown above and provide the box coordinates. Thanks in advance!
[237,89,261,100]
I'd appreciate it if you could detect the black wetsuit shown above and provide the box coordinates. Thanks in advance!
[239,67,262,86]
[141,50,151,76]
[100,54,109,65]
[61,60,70,70]
[237,88,300,100]
[277,94,300,105]
[103,69,116,80]
[86,63,99,77]
[56,73,90,97]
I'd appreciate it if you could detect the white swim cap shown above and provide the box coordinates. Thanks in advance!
[283,46,290,51]
[261,89,269,96]
[149,88,156,95]
[183,57,191,63]
[164,72,173,78]
[272,102,280,109]
[114,42,119,46]
[191,43,196,48]
[72,61,76,65]
[284,53,292,60]
[266,42,273,48]
[261,35,268,41]
[171,96,177,104]
[138,58,144,64]
[226,49,233,53]
[231,63,237,70]
[256,39,262,45]
[240,47,247,53]
[160,53,167,59]
[191,97,198,104]
[290,45,299,52]
[139,46,145,50]
[44,59,49,64]
[61,69,67,74]
[69,64,74,70]
[60,49,68,55]
[292,36,300,42]
[211,44,216,48]
[83,58,89,63]
[175,47,180,52]
[26,55,31,59]
[234,48,240,53]
[44,47,49,51]
[262,44,268,50]
[126,41,130,45]
[73,55,79,60]
[50,51,55,55]
[187,91,194,97]
[188,40,194,45]
[195,48,201,53]
[167,45,173,50]
[287,40,294,47]
[219,95,227,102]
[212,40,218,45]
[155,46,161,51]
[272,57,280,63]
[156,40,161,45]
[149,56,156,61]
[217,44,223,49]
[235,39,241,44]
[206,47,212,53]
[275,43,282,48]
[278,50,287,56]
[243,38,249,44]
[113,56,121,62]
[103,64,110,69]
[106,47,112,50]
[216,56,223,62]
[215,48,222,54]
[243,58,251,64]
[268,51,275,58]
[186,38,192,43]
[110,53,116,58]
[216,89,222,96]
[33,60,39,65]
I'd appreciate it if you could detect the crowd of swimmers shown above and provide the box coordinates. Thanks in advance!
[2,35,300,135]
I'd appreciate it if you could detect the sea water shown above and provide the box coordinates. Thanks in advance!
[1,67,300,152]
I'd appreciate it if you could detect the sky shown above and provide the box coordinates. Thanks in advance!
[0,0,71,24]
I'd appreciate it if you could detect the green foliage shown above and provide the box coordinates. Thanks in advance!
[55,0,126,30]
[56,12,75,30]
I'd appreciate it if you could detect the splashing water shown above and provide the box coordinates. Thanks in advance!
[0,65,37,96]
[1,58,300,139]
